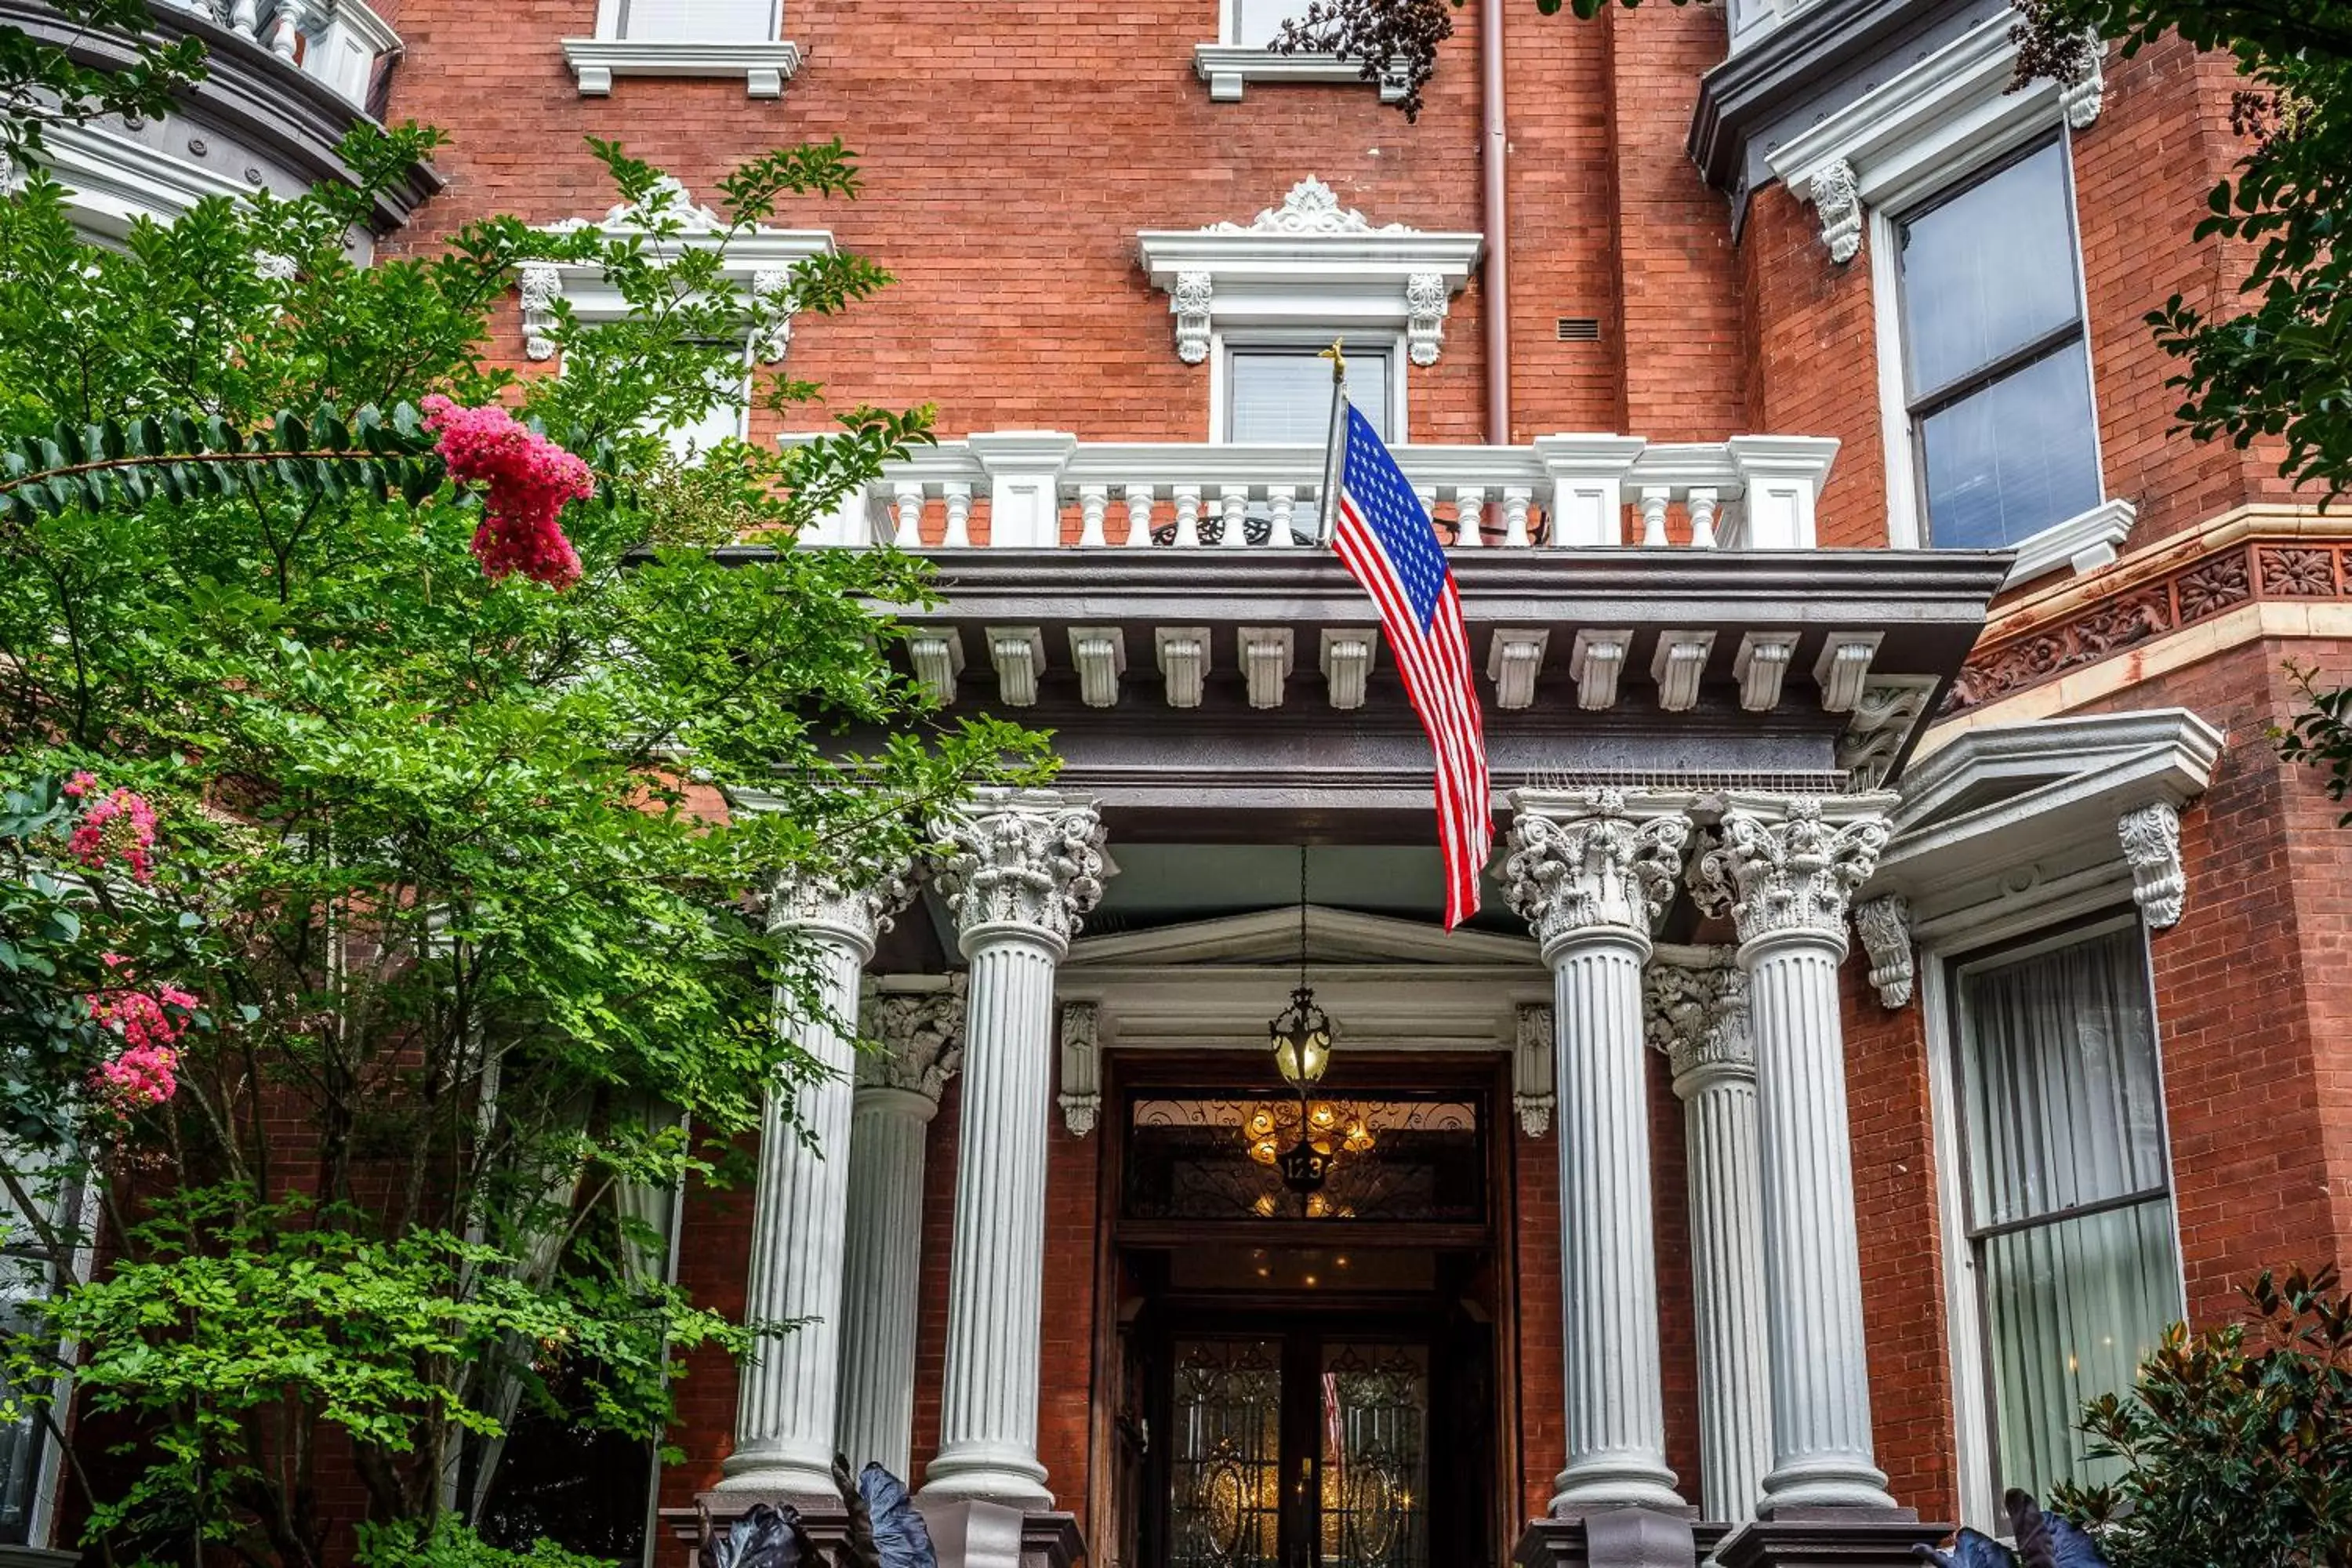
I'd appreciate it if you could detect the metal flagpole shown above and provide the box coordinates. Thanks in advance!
[1316,337,1348,546]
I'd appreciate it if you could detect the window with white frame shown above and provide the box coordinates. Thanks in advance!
[1893,138,2102,551]
[660,350,753,461]
[1948,916,2181,1504]
[613,0,777,40]
[1225,345,1391,443]
[1226,0,1304,45]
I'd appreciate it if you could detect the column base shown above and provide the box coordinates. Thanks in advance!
[707,1450,843,1503]
[1716,1508,1948,1568]
[918,1442,1054,1512]
[1551,1457,1687,1517]
[920,1501,1083,1568]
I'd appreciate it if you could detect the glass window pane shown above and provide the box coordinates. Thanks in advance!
[1169,1341,1283,1568]
[619,0,775,42]
[1233,0,1305,45]
[1899,141,2082,397]
[1981,1198,2178,1502]
[1319,1345,1429,1568]
[1958,924,2169,1229]
[1920,339,2100,550]
[1229,350,1389,444]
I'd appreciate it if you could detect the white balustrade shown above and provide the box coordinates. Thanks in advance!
[781,432,1838,554]
[169,0,400,107]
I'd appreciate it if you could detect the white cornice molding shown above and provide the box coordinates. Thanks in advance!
[39,121,256,241]
[558,36,804,98]
[1136,177,1483,365]
[2004,497,2136,588]
[1191,44,1406,104]
[1766,12,2103,263]
[1868,708,2223,943]
[1058,908,1544,1054]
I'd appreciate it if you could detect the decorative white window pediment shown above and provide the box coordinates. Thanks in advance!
[1764,12,2103,267]
[561,0,801,97]
[517,177,832,363]
[1863,708,2223,979]
[1135,177,1483,369]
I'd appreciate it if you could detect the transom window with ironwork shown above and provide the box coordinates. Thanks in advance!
[1123,1093,1483,1224]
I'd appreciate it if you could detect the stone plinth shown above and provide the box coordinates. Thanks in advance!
[1715,1509,1949,1568]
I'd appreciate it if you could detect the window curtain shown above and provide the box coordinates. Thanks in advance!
[1959,925,2181,1503]
[1232,0,1305,45]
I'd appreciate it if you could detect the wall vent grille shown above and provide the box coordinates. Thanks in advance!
[1555,317,1601,342]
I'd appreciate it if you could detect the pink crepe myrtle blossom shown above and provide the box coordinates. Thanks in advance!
[421,394,593,590]
[67,782,159,884]
[85,972,196,1116]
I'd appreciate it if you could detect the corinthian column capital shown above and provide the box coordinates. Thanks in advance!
[932,789,1109,955]
[1689,793,1896,950]
[770,863,915,956]
[1642,949,1752,1090]
[1504,788,1691,955]
[859,975,966,1103]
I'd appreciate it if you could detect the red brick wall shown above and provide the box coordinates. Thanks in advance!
[2074,641,2352,1308]
[1511,1125,1564,1525]
[1842,960,1959,1522]
[1740,181,1886,548]
[660,1134,758,1507]
[1038,1114,1103,1523]
[382,2,1508,445]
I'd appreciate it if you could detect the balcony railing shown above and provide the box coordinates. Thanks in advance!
[157,0,398,107]
[792,432,1840,552]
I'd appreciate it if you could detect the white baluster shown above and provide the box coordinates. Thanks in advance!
[1123,485,1156,548]
[941,482,974,550]
[1690,488,1721,550]
[1172,485,1203,549]
[263,1,299,56]
[1077,485,1109,549]
[892,484,926,550]
[1265,486,1297,550]
[1219,485,1250,550]
[1455,487,1486,550]
[229,0,260,39]
[1639,486,1672,549]
[1501,487,1534,548]
[1416,486,1439,535]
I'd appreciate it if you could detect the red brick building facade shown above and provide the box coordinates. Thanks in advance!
[20,2,2350,1565]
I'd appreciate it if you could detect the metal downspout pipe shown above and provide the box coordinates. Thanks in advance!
[1482,0,1512,444]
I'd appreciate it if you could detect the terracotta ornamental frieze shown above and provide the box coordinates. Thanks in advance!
[1945,521,2352,716]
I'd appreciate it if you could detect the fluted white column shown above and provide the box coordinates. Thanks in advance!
[919,790,1109,1511]
[1646,950,1772,1524]
[836,976,966,1479]
[718,872,908,1497]
[1505,788,1690,1514]
[1692,794,1900,1512]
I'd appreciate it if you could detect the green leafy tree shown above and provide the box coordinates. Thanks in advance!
[2053,1267,2352,1568]
[0,123,1044,1568]
[0,2,208,166]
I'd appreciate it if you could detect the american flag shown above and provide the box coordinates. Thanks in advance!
[1323,397,1493,927]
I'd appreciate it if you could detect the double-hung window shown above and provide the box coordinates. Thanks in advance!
[1225,347,1391,444]
[614,0,778,40]
[1950,918,2181,1503]
[1895,139,2101,550]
